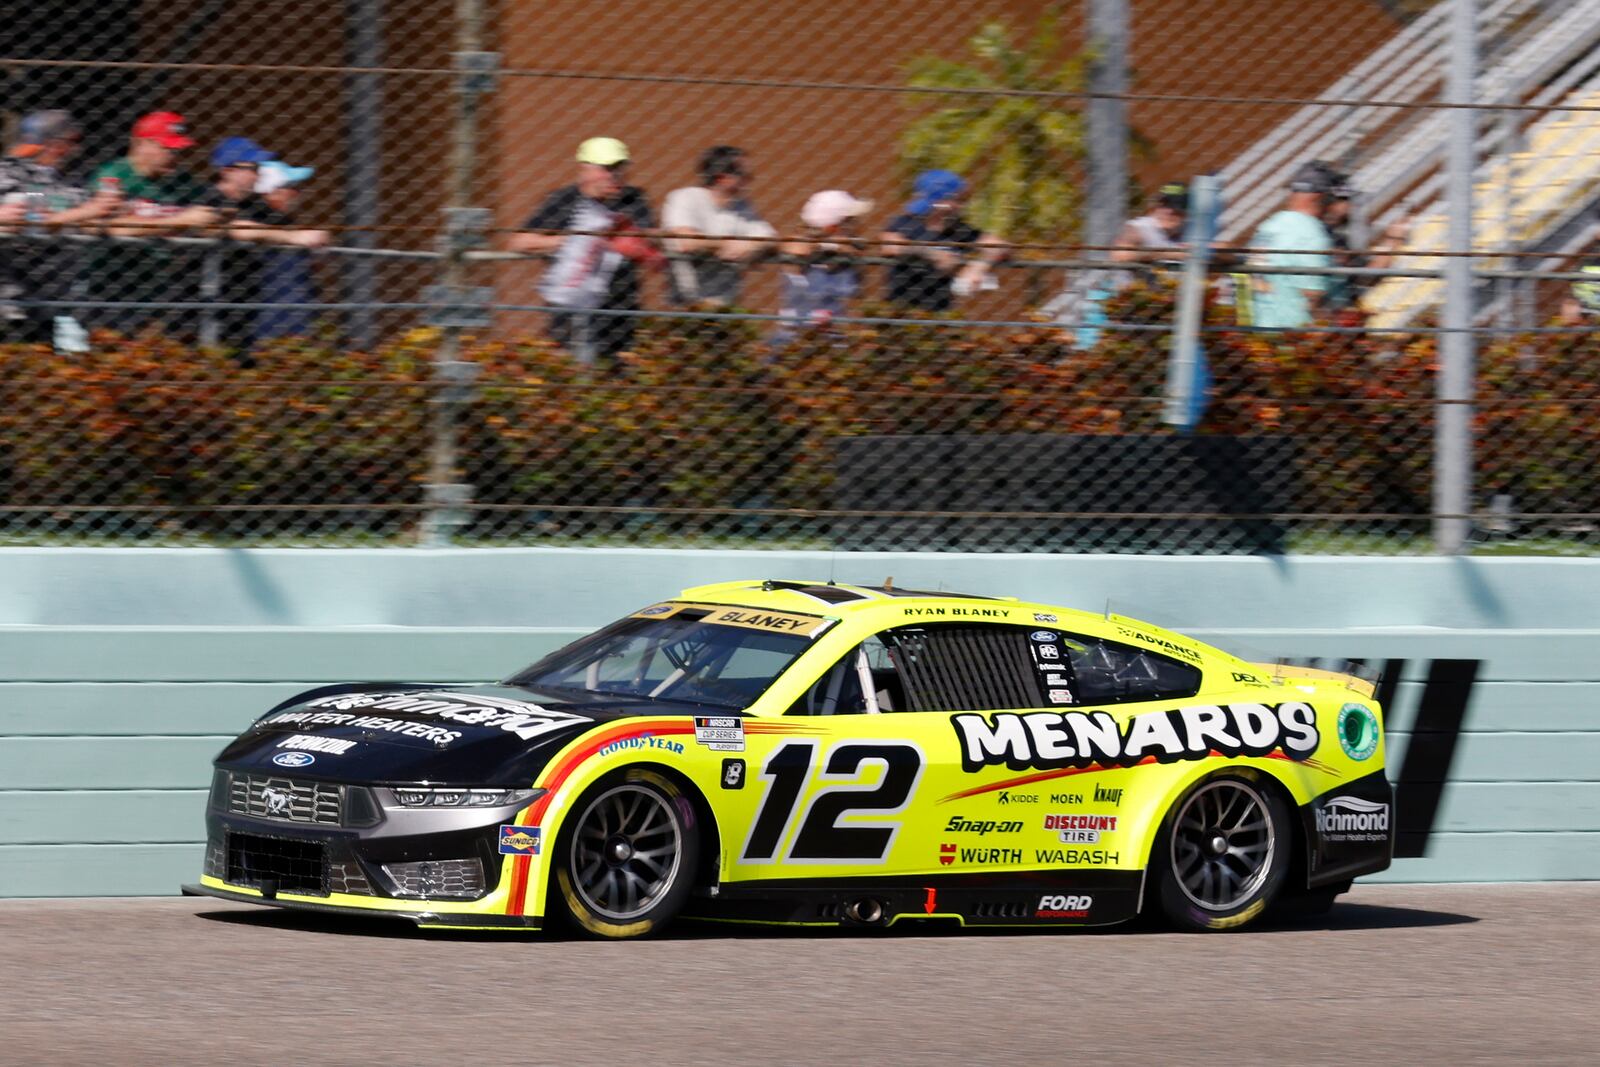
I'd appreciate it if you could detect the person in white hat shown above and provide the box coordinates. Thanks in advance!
[773,190,873,345]
[252,160,322,342]
[509,137,660,366]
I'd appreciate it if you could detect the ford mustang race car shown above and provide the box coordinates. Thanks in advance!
[184,579,1392,937]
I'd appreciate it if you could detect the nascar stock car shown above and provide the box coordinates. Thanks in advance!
[185,579,1393,938]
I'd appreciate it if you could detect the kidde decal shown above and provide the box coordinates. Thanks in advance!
[1037,894,1092,919]
[950,703,1320,773]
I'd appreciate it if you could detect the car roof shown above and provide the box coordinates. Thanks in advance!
[673,578,1115,633]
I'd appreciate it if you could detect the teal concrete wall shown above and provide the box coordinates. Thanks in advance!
[2,549,1596,896]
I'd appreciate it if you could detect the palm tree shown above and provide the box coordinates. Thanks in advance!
[899,5,1091,246]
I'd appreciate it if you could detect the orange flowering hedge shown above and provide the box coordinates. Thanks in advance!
[2,285,1597,537]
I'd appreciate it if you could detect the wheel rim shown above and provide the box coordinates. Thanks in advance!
[1170,779,1275,912]
[569,783,682,922]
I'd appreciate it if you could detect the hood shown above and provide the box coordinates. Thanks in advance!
[215,683,707,786]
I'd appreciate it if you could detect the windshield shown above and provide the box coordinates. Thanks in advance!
[507,612,816,710]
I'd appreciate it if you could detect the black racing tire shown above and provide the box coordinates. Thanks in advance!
[551,768,701,940]
[1152,771,1291,933]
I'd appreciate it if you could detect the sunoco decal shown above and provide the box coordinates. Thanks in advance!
[951,703,1320,773]
[498,825,542,855]
[1315,796,1390,843]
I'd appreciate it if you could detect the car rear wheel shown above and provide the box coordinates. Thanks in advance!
[553,770,699,939]
[1153,773,1290,932]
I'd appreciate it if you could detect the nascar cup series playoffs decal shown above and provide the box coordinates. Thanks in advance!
[695,715,745,752]
[951,702,1320,772]
[1338,703,1380,761]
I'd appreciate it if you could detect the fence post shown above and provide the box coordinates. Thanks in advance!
[421,0,494,546]
[1435,0,1477,554]
[1086,0,1129,252]
[1164,175,1220,431]
[343,0,385,352]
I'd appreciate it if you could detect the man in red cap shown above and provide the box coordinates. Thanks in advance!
[87,111,218,336]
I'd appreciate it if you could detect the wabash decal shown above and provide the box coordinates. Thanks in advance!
[951,703,1320,773]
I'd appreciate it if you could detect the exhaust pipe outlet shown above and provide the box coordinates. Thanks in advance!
[844,898,884,924]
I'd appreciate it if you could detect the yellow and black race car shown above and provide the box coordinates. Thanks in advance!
[185,578,1392,937]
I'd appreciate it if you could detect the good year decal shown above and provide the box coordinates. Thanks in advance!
[951,702,1321,773]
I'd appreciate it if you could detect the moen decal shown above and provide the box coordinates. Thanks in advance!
[1037,894,1092,919]
[944,816,1023,836]
[276,734,356,755]
[695,715,745,752]
[950,703,1320,773]
[1338,702,1380,761]
[1034,848,1120,865]
[497,825,542,855]
[293,691,589,744]
[1315,796,1390,843]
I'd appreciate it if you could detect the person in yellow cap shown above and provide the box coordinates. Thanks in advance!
[509,137,658,366]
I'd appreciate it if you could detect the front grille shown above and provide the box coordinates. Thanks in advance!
[328,858,374,896]
[228,774,342,825]
[383,858,486,900]
[226,833,327,896]
[203,836,226,879]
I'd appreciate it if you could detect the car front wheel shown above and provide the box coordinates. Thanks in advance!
[552,770,700,939]
[1153,773,1290,932]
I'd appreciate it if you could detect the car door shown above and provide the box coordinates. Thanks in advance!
[723,620,1055,885]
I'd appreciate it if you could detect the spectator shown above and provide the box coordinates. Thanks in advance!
[1320,175,1411,314]
[661,145,776,308]
[198,138,328,352]
[89,111,218,337]
[1047,182,1188,348]
[881,170,1006,311]
[0,110,121,348]
[774,189,873,344]
[509,137,659,366]
[1245,161,1336,330]
[253,160,321,341]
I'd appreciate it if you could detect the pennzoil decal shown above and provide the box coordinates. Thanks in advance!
[951,703,1320,773]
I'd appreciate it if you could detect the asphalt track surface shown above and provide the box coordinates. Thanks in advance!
[2,884,1595,1066]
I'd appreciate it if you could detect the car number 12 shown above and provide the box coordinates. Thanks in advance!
[741,740,924,863]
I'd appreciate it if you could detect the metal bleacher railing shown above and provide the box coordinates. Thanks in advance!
[4,0,1600,555]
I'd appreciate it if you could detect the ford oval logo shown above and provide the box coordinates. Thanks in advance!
[272,751,315,768]
[1030,630,1058,642]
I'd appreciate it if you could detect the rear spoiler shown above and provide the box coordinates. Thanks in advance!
[1249,663,1377,700]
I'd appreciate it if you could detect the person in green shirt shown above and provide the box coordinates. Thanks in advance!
[89,111,218,337]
